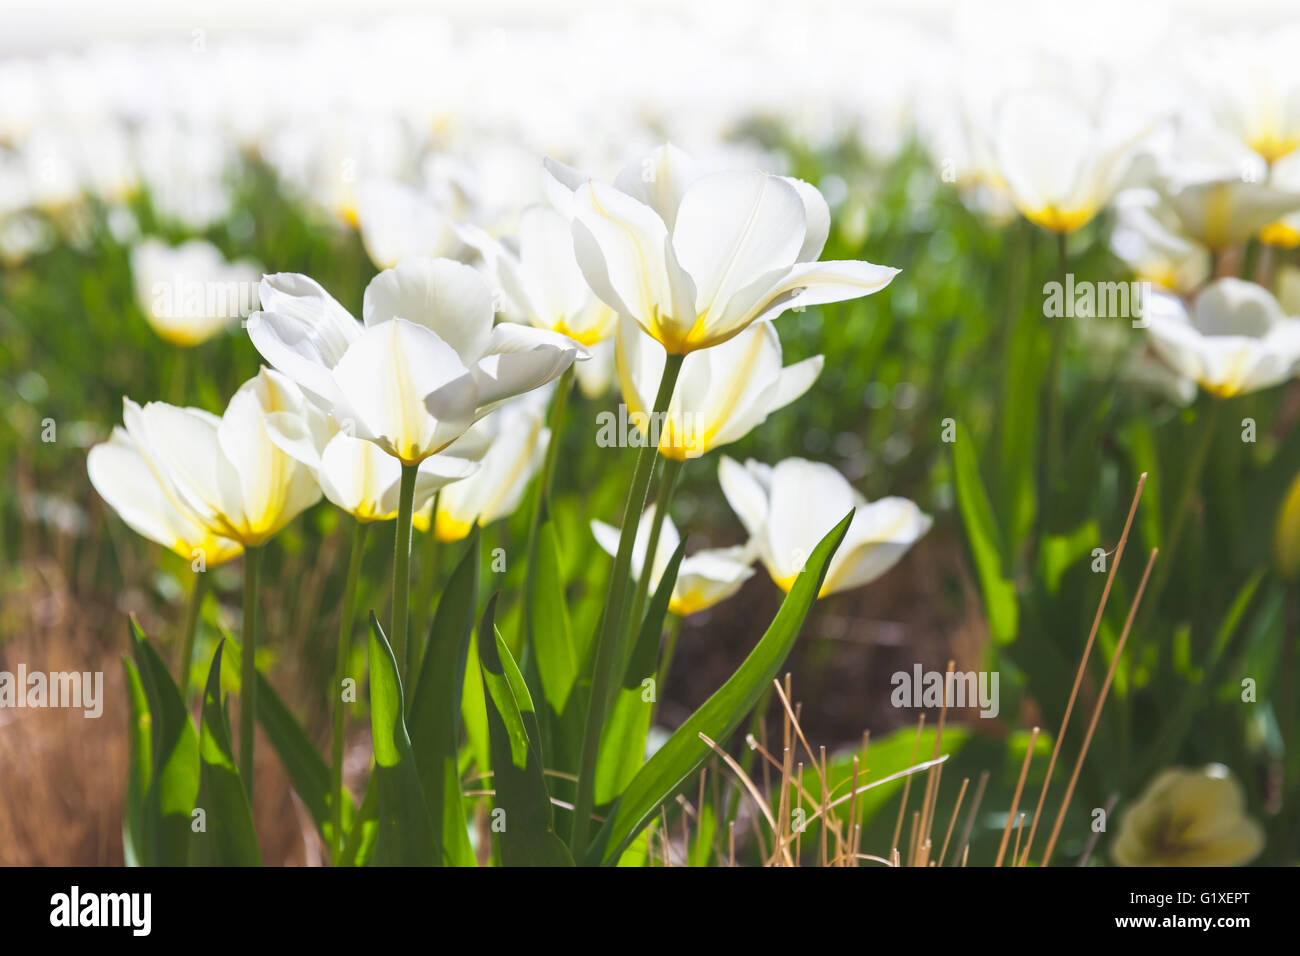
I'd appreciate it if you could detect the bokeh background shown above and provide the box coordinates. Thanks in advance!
[2,0,1297,865]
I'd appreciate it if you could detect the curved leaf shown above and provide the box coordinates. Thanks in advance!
[368,613,437,865]
[583,510,853,865]
[479,594,574,867]
[195,641,261,865]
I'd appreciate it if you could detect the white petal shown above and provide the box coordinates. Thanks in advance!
[362,257,495,362]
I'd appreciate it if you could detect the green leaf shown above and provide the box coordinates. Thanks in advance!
[368,612,438,865]
[952,422,1019,644]
[129,618,199,866]
[583,509,853,866]
[409,526,479,867]
[595,538,685,805]
[121,656,151,867]
[531,519,581,714]
[194,641,261,865]
[478,594,575,866]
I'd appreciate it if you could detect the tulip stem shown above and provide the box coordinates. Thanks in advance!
[570,352,684,861]
[627,455,684,657]
[177,569,208,704]
[1037,229,1069,539]
[332,519,367,863]
[240,544,262,800]
[393,462,420,685]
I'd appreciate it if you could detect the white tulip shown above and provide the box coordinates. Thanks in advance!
[1110,189,1208,293]
[356,180,461,271]
[591,506,754,617]
[247,257,586,465]
[993,87,1147,234]
[1154,124,1300,250]
[718,456,930,598]
[614,314,821,460]
[87,404,243,567]
[121,368,323,547]
[544,144,897,354]
[458,204,616,346]
[413,396,550,541]
[1145,279,1300,398]
[130,238,261,346]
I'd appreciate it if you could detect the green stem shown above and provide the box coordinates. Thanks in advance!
[649,613,682,727]
[177,569,208,704]
[393,462,420,685]
[626,455,684,662]
[1037,229,1069,539]
[570,352,685,860]
[332,519,368,863]
[240,544,262,800]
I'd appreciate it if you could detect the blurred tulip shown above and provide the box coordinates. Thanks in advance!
[247,258,585,465]
[545,144,897,354]
[1112,765,1264,866]
[459,204,616,346]
[130,237,261,346]
[1110,189,1208,293]
[1275,468,1300,578]
[718,456,930,598]
[591,505,754,616]
[87,400,243,567]
[1145,279,1300,397]
[614,314,821,460]
[993,88,1146,234]
[412,397,550,541]
[356,180,462,270]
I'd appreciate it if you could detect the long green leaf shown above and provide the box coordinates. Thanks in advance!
[408,525,479,867]
[531,519,579,714]
[195,641,261,865]
[121,656,151,867]
[479,594,574,866]
[952,422,1019,643]
[129,618,199,866]
[595,538,685,804]
[368,613,437,865]
[583,510,853,866]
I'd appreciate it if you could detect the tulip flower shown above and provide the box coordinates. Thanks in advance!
[1112,765,1264,866]
[263,413,477,524]
[1277,468,1300,579]
[87,402,244,568]
[249,257,585,676]
[248,259,583,465]
[130,237,261,346]
[98,368,323,789]
[1144,279,1300,398]
[459,205,617,347]
[544,144,898,354]
[356,180,462,271]
[412,397,550,542]
[718,456,930,598]
[87,402,244,701]
[614,314,822,461]
[591,506,754,616]
[1110,189,1208,293]
[1153,125,1300,252]
[993,88,1147,234]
